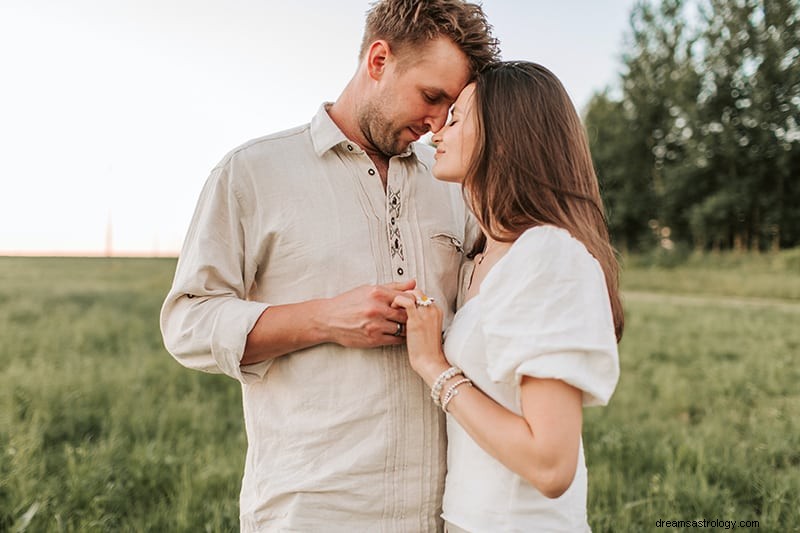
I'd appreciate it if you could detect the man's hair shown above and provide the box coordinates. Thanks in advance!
[359,0,499,74]
[465,61,624,342]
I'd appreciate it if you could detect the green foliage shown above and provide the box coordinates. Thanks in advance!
[586,0,800,252]
[1,257,798,531]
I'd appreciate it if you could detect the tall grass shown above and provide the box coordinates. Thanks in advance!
[585,299,799,531]
[1,254,798,531]
[1,258,244,532]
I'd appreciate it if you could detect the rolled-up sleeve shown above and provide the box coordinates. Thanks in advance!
[479,227,619,406]
[160,156,271,384]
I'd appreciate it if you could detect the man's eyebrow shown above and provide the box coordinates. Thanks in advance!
[425,88,457,102]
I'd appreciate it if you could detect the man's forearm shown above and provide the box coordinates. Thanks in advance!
[240,281,412,367]
[241,299,331,366]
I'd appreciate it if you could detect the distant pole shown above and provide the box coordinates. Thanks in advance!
[105,211,113,257]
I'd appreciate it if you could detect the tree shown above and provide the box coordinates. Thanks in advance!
[586,92,654,252]
[692,0,800,250]
[585,0,800,251]
[586,0,699,251]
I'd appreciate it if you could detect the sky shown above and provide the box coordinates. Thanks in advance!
[0,0,636,256]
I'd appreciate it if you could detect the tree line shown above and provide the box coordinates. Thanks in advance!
[585,0,799,253]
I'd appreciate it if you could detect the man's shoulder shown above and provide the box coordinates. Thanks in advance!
[215,123,313,169]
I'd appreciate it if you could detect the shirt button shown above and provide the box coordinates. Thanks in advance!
[347,144,353,151]
[368,168,375,175]
[397,267,404,275]
[390,217,395,225]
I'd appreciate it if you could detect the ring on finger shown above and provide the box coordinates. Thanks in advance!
[393,322,405,337]
[415,295,435,307]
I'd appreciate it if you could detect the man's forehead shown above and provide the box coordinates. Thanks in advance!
[400,37,471,95]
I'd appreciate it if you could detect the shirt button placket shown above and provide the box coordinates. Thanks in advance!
[387,184,405,280]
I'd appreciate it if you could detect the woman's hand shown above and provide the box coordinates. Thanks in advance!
[391,288,450,387]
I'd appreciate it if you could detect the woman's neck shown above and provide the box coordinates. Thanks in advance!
[477,236,513,264]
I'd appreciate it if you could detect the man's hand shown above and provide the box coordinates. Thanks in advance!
[320,280,416,348]
[242,279,417,366]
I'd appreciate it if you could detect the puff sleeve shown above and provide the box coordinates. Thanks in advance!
[478,227,619,406]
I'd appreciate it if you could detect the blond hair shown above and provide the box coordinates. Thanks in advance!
[359,0,499,73]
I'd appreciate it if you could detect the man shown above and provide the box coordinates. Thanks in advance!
[161,1,498,530]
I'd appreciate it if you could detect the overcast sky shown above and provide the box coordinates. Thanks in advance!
[0,0,636,255]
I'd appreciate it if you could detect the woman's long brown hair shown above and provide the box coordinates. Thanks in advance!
[465,61,624,341]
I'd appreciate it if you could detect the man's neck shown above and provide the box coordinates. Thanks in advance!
[327,97,391,189]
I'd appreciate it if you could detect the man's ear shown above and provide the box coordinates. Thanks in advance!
[366,40,392,81]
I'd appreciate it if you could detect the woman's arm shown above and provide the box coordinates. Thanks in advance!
[394,290,583,499]
[446,373,582,498]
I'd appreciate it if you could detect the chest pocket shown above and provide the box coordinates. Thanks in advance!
[426,231,464,310]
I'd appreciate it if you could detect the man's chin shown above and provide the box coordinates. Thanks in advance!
[384,140,412,156]
[373,131,414,156]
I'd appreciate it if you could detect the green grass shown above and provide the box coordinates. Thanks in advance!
[1,254,798,531]
[0,258,244,532]
[621,247,800,300]
[585,301,799,531]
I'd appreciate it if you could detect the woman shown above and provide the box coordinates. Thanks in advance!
[393,61,623,532]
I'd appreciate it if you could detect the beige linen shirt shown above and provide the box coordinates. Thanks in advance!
[161,105,475,532]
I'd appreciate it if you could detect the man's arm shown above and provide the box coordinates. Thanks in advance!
[241,280,414,365]
[162,154,415,380]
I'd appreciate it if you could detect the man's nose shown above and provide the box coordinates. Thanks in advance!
[425,107,449,133]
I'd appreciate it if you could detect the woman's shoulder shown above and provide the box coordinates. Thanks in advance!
[517,225,590,255]
[492,225,598,281]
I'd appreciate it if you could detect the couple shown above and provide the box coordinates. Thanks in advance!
[161,0,622,531]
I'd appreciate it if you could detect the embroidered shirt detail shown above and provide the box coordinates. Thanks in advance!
[387,186,404,261]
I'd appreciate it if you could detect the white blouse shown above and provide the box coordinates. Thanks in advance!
[442,225,620,533]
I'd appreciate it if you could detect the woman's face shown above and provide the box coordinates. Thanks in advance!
[431,82,478,184]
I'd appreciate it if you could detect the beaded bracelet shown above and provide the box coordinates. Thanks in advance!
[441,378,473,413]
[431,366,462,406]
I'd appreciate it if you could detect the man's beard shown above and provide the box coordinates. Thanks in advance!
[357,99,410,157]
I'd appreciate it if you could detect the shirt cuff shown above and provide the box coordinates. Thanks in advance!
[211,299,272,384]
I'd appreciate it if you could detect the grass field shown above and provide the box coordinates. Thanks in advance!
[1,253,798,532]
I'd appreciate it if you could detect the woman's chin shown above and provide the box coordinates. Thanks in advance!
[431,165,462,184]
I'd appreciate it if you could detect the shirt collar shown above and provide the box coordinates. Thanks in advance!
[310,103,349,156]
[310,103,417,159]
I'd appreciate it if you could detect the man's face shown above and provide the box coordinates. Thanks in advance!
[358,37,472,157]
